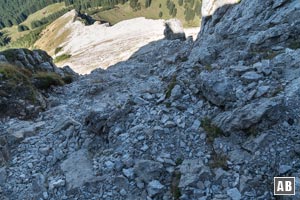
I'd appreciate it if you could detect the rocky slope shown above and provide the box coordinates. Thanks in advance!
[1,0,300,200]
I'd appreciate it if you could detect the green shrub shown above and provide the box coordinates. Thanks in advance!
[178,0,184,6]
[1,49,18,62]
[0,31,11,47]
[159,11,163,18]
[175,157,183,166]
[17,25,30,32]
[201,117,223,143]
[54,46,63,55]
[54,54,71,63]
[33,72,64,89]
[289,41,300,50]
[62,75,73,84]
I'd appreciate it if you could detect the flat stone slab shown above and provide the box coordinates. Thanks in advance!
[241,71,263,83]
[61,149,95,190]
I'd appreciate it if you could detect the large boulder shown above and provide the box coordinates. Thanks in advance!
[133,160,164,182]
[164,19,186,41]
[198,70,236,107]
[60,149,95,190]
[213,97,284,134]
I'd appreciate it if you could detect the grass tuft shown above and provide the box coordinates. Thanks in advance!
[0,63,36,102]
[201,117,223,143]
[54,54,71,63]
[209,151,229,170]
[165,75,177,99]
[0,63,31,83]
[33,71,64,89]
[171,171,182,200]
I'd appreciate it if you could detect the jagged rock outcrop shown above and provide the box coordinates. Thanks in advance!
[191,0,300,67]
[0,49,78,119]
[213,97,284,134]
[198,70,236,107]
[164,19,186,41]
[1,0,300,200]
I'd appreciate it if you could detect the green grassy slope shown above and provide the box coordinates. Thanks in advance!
[0,3,69,51]
[1,3,66,42]
[92,0,201,27]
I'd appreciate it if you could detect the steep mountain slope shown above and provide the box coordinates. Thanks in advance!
[35,10,199,74]
[0,0,200,51]
[1,0,300,200]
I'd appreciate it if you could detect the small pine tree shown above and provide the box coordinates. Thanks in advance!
[172,8,177,17]
[17,25,29,32]
[145,0,152,8]
[194,0,202,16]
[159,11,163,18]
[178,0,183,6]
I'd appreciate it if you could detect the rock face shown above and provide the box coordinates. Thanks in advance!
[190,0,300,67]
[1,0,300,200]
[213,97,284,134]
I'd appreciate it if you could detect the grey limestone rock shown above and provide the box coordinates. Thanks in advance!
[227,188,241,200]
[0,136,9,167]
[60,149,95,190]
[0,55,7,63]
[0,167,7,186]
[164,19,186,41]
[134,160,164,182]
[190,0,300,67]
[213,98,284,134]
[198,70,236,106]
[241,71,263,83]
[122,168,134,180]
[147,180,165,197]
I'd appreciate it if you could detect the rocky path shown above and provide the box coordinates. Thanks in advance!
[1,38,211,199]
[1,0,300,199]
